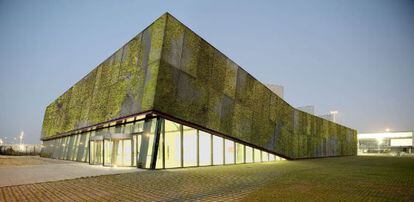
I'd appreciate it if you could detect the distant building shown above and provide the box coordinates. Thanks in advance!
[319,114,334,122]
[297,105,315,115]
[265,84,284,99]
[358,131,413,155]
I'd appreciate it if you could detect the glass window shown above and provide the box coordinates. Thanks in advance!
[53,139,60,159]
[90,131,96,137]
[77,133,87,161]
[262,151,269,162]
[183,126,197,167]
[133,121,144,133]
[224,139,235,164]
[199,131,211,166]
[164,120,182,168]
[114,125,122,133]
[254,148,261,163]
[67,135,76,160]
[143,119,156,168]
[245,146,253,163]
[269,154,275,161]
[61,137,69,159]
[73,135,80,161]
[141,133,154,168]
[120,139,132,166]
[156,131,163,169]
[109,126,116,134]
[213,135,224,165]
[90,140,103,165]
[236,143,244,164]
[103,139,113,166]
[132,134,141,167]
[124,123,133,134]
[84,132,90,162]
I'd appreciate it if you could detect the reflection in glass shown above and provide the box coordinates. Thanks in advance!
[134,119,157,169]
[90,140,103,165]
[213,136,224,165]
[164,120,181,168]
[67,135,75,160]
[262,151,269,162]
[104,140,113,166]
[123,123,133,134]
[44,116,286,169]
[156,132,163,169]
[269,154,275,161]
[84,132,90,162]
[183,126,197,167]
[121,139,132,166]
[236,143,244,164]
[133,134,141,167]
[199,131,211,166]
[224,139,235,164]
[254,148,261,163]
[133,121,144,133]
[77,133,87,161]
[73,135,80,161]
[246,146,253,163]
[144,131,155,168]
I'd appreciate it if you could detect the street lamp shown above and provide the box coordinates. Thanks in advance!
[19,131,24,150]
[19,131,24,145]
[329,110,338,123]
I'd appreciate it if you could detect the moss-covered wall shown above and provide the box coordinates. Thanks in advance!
[153,14,357,159]
[41,15,167,138]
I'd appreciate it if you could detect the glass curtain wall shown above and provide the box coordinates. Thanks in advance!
[41,116,285,169]
[164,120,182,168]
[199,131,212,166]
[156,118,285,169]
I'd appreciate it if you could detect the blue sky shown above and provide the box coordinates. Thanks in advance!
[1,0,413,144]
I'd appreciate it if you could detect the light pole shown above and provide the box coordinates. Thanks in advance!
[19,131,24,145]
[19,131,25,151]
[329,110,338,123]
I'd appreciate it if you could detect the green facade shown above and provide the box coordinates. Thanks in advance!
[42,13,357,159]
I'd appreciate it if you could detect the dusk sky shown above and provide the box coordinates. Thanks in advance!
[1,0,413,144]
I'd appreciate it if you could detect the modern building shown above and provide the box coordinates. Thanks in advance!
[297,105,315,115]
[40,13,357,169]
[358,131,413,155]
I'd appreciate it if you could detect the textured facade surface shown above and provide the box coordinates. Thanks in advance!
[41,15,166,137]
[41,13,357,159]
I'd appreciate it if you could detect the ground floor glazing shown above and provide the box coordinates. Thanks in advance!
[41,115,285,169]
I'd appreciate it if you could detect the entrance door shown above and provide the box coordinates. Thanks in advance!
[103,138,133,167]
[90,140,103,165]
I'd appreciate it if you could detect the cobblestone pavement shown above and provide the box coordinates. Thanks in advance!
[0,156,413,201]
[0,156,69,167]
[0,156,139,187]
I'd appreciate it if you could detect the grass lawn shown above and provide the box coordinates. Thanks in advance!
[243,156,414,201]
[0,156,413,201]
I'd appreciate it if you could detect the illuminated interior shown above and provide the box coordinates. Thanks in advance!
[41,115,286,169]
[358,131,413,155]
